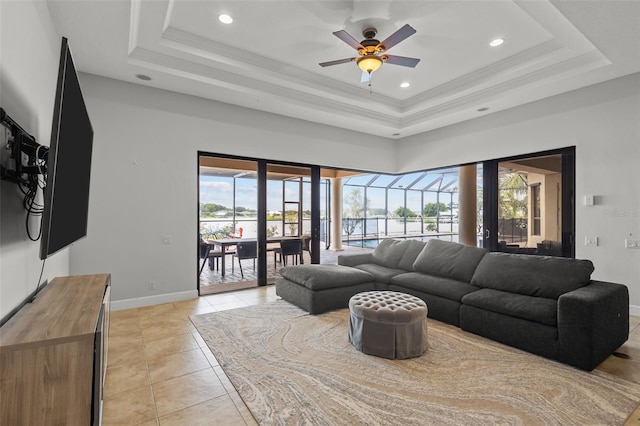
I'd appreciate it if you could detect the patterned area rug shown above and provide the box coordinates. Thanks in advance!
[191,300,640,425]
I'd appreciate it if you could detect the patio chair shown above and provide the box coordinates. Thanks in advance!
[274,239,303,268]
[199,239,223,274]
[232,242,257,278]
[536,240,562,256]
[302,234,312,258]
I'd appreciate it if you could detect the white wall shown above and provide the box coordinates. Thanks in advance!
[74,73,640,312]
[0,1,69,320]
[70,74,394,308]
[396,74,640,310]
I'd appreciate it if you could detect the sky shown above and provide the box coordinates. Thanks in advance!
[200,176,458,219]
[199,175,312,212]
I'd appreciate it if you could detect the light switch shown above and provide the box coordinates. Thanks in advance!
[625,239,640,249]
[585,236,598,246]
[584,195,594,206]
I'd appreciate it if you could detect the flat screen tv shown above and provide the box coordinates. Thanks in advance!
[40,37,93,260]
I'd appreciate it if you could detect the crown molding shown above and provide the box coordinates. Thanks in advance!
[128,47,401,128]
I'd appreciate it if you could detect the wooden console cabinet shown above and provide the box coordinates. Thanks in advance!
[0,274,111,425]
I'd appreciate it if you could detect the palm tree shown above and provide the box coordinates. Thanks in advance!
[343,188,368,236]
[498,172,528,219]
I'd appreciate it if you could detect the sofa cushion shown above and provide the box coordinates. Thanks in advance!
[371,239,410,269]
[338,252,373,267]
[412,239,488,282]
[471,252,594,299]
[279,264,373,291]
[462,289,557,327]
[396,240,427,271]
[391,272,480,302]
[354,264,406,284]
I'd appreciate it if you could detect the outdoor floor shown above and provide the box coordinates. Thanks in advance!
[198,245,372,294]
[103,287,640,425]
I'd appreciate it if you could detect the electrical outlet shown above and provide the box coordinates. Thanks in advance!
[585,236,598,246]
[148,281,156,290]
[161,236,172,245]
[625,239,640,249]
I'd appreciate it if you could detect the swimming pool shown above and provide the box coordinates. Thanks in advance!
[342,234,459,249]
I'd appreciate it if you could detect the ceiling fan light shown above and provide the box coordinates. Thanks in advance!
[357,55,383,74]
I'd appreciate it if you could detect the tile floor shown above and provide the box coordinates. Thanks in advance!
[103,287,278,425]
[198,245,371,295]
[104,286,640,425]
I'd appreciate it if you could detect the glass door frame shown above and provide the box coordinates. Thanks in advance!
[256,160,321,286]
[198,153,321,291]
[482,147,575,258]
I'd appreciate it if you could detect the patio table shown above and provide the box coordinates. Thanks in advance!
[203,236,309,276]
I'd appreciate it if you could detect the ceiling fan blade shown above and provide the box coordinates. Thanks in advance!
[360,71,371,83]
[384,55,420,68]
[333,30,364,50]
[379,24,416,51]
[319,57,356,67]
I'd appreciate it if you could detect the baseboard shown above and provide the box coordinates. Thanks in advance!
[111,290,199,311]
[630,304,640,317]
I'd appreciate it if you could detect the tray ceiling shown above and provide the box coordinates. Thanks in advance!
[46,0,640,139]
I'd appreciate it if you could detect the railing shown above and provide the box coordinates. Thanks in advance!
[497,218,528,244]
[341,217,459,248]
[200,218,305,239]
[200,217,332,250]
[199,216,462,249]
[200,218,325,238]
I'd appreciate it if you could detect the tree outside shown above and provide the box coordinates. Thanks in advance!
[284,209,298,235]
[394,206,417,218]
[423,202,449,217]
[343,188,368,236]
[200,203,227,217]
[498,172,528,219]
[200,203,257,217]
[343,188,366,218]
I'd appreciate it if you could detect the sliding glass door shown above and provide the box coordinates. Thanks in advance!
[262,162,321,284]
[482,147,575,257]
[197,154,321,294]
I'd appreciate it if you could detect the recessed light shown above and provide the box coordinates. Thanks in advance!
[477,107,489,112]
[218,14,233,24]
[400,82,410,88]
[135,74,151,81]
[489,38,504,47]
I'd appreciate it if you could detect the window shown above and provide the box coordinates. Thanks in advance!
[531,183,541,236]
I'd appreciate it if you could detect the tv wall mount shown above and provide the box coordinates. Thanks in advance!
[0,107,48,183]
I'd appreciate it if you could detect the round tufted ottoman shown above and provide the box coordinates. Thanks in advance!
[348,291,428,359]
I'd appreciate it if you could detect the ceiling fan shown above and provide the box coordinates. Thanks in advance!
[319,24,420,82]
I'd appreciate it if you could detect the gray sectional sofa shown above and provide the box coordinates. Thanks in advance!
[276,238,629,370]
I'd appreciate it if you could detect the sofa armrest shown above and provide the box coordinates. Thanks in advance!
[337,253,373,267]
[557,280,629,370]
